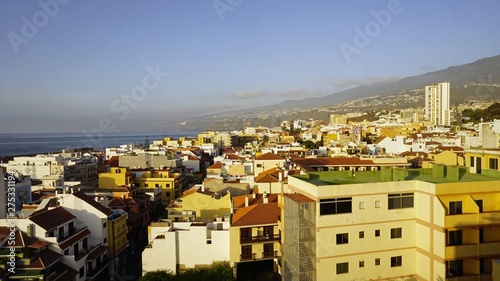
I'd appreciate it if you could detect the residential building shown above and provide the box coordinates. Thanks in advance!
[166,186,231,222]
[480,120,500,148]
[230,198,281,280]
[465,147,500,175]
[142,220,230,274]
[98,167,133,188]
[131,168,182,202]
[425,82,451,126]
[282,166,500,280]
[253,153,286,176]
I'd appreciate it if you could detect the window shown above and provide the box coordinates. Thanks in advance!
[359,261,364,268]
[448,230,462,245]
[359,231,364,239]
[449,201,462,215]
[391,228,402,239]
[449,260,464,276]
[476,199,483,213]
[388,193,414,209]
[375,258,380,265]
[336,233,348,244]
[79,266,84,278]
[391,256,402,267]
[336,262,348,274]
[103,238,107,244]
[375,200,381,208]
[320,197,352,215]
[489,158,498,170]
[359,202,365,209]
[256,164,262,168]
[470,156,474,167]
[479,228,484,243]
[375,230,380,237]
[103,222,107,228]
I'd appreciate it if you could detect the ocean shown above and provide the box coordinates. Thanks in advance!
[0,131,200,158]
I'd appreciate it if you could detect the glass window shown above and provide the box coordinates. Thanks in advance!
[449,201,462,215]
[336,233,348,244]
[388,193,414,209]
[320,198,352,215]
[391,228,402,239]
[359,231,364,239]
[391,256,402,267]
[336,262,348,274]
[375,230,380,237]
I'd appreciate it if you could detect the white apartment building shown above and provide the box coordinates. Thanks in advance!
[425,82,451,126]
[142,220,230,274]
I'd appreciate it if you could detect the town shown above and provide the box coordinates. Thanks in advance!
[2,82,500,280]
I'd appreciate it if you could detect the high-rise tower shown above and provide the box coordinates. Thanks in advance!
[424,82,450,126]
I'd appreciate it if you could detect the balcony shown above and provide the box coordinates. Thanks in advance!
[445,212,500,228]
[445,243,478,260]
[479,241,500,256]
[261,251,278,259]
[86,262,109,280]
[445,213,477,228]
[240,253,256,261]
[240,234,280,244]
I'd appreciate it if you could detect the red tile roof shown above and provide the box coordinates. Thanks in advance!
[86,245,108,261]
[232,203,280,227]
[59,228,91,249]
[29,207,76,231]
[207,162,223,169]
[255,153,285,161]
[23,249,62,269]
[233,194,278,208]
[284,193,315,203]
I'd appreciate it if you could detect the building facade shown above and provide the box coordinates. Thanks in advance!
[425,82,450,126]
[282,166,500,280]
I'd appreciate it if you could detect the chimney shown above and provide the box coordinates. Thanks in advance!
[252,193,256,199]
[201,185,205,192]
[278,171,283,182]
[284,170,289,178]
[244,196,249,207]
[263,192,268,204]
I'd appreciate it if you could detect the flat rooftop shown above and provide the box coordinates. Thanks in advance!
[292,167,499,186]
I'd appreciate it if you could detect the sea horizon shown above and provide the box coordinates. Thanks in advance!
[0,130,201,158]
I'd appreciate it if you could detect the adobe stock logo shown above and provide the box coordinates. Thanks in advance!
[213,0,243,21]
[340,0,405,63]
[7,0,70,54]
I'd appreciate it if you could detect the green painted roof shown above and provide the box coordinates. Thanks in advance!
[293,167,499,186]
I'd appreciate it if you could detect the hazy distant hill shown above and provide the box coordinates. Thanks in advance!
[254,54,500,111]
[135,55,500,132]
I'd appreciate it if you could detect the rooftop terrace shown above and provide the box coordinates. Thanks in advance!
[293,166,499,186]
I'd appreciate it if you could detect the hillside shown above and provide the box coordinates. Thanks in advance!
[130,55,500,132]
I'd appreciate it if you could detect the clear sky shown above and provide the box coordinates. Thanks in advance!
[1,0,499,133]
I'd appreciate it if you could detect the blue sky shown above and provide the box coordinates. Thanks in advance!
[1,0,499,133]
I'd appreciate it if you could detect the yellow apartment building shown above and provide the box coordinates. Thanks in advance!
[98,167,133,187]
[465,148,500,176]
[166,186,231,222]
[282,165,500,281]
[379,123,422,138]
[133,169,182,202]
[108,210,129,258]
[230,201,281,280]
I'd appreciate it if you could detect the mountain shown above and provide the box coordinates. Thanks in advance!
[137,55,500,132]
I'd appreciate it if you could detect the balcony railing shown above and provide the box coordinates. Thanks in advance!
[262,251,278,259]
[240,234,280,244]
[240,253,256,261]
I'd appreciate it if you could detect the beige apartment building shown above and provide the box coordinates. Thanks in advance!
[281,166,500,281]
